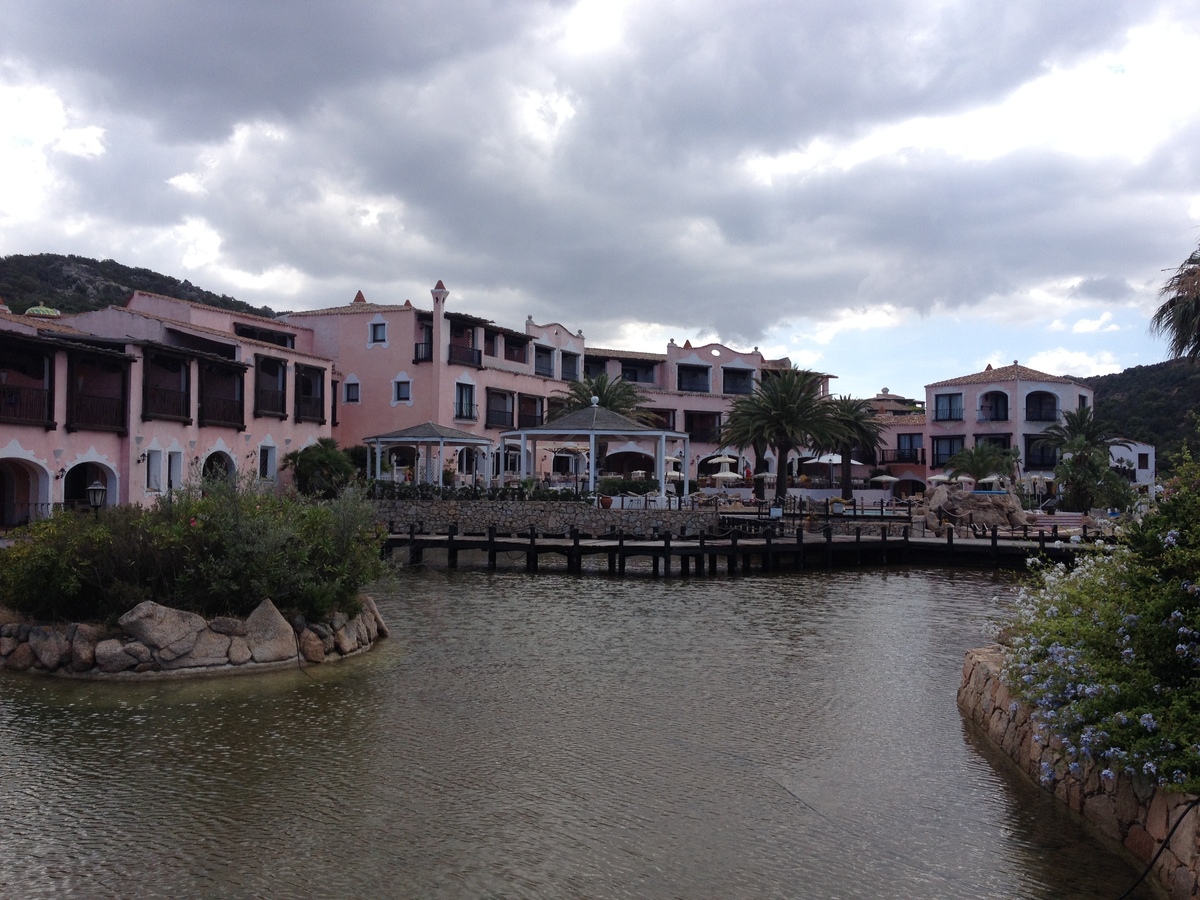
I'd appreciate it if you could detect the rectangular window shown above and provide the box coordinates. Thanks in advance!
[1138,453,1149,470]
[504,339,528,364]
[484,331,498,357]
[455,383,476,420]
[486,390,514,428]
[370,322,387,343]
[145,449,163,491]
[934,393,964,421]
[1079,394,1089,409]
[560,352,579,381]
[167,451,183,492]
[344,381,359,403]
[677,364,710,392]
[722,368,754,395]
[258,446,277,481]
[1024,434,1057,468]
[932,436,964,468]
[394,380,411,402]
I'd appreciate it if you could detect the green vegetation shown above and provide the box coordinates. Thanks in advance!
[945,443,1019,484]
[282,437,356,498]
[1085,360,1200,477]
[597,477,660,496]
[818,396,887,498]
[1005,442,1200,791]
[0,479,385,623]
[720,368,838,501]
[1151,241,1200,360]
[0,252,278,318]
[1032,407,1136,512]
[549,372,655,424]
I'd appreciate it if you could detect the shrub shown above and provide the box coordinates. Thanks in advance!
[1005,444,1200,791]
[0,479,386,623]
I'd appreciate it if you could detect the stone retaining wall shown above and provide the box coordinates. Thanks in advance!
[0,597,389,678]
[375,498,718,536]
[959,645,1200,898]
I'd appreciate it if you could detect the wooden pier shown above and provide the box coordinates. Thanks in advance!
[385,521,1096,576]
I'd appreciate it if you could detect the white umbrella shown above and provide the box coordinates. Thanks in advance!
[712,469,742,481]
[804,453,866,466]
[928,473,951,484]
[708,454,738,465]
[664,455,682,463]
[870,474,900,483]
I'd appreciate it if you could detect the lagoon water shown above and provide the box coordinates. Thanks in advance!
[0,568,1163,899]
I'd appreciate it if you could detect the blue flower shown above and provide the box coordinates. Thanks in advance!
[1101,768,1115,781]
[1140,713,1158,732]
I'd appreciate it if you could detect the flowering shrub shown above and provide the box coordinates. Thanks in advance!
[0,479,386,623]
[1006,446,1200,791]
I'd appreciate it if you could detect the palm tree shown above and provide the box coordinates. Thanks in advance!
[1036,406,1129,457]
[548,373,655,424]
[720,368,836,501]
[819,396,886,498]
[944,443,1019,485]
[1152,242,1200,359]
[721,397,772,500]
[281,437,355,498]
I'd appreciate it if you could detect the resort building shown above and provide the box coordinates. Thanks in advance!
[875,362,1102,497]
[0,292,333,526]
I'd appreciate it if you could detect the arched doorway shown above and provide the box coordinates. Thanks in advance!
[0,458,49,527]
[202,451,235,483]
[63,463,112,511]
[606,450,654,480]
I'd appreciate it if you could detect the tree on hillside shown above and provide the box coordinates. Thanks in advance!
[720,368,837,501]
[549,373,655,424]
[1152,242,1200,359]
[816,396,886,498]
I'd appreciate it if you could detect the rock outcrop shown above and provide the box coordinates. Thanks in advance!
[913,487,1037,537]
[1,597,388,678]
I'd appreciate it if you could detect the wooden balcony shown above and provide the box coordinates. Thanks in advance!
[143,386,190,422]
[199,395,245,429]
[255,387,286,418]
[0,384,52,427]
[449,344,482,367]
[67,393,126,433]
[295,395,324,422]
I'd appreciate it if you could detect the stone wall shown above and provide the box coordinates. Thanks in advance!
[375,498,718,536]
[959,645,1200,898]
[0,597,389,678]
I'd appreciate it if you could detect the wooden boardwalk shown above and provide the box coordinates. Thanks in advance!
[385,522,1096,576]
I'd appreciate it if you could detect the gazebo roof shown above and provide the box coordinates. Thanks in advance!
[505,405,686,442]
[364,421,493,446]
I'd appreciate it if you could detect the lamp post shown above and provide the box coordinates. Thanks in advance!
[87,480,107,518]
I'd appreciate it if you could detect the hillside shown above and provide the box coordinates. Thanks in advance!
[0,253,277,318]
[1084,359,1200,473]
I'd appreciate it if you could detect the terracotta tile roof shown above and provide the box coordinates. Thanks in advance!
[0,310,86,333]
[927,363,1085,388]
[286,301,425,317]
[127,290,288,327]
[584,346,667,362]
[883,412,929,427]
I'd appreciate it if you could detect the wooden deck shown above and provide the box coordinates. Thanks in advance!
[385,522,1099,576]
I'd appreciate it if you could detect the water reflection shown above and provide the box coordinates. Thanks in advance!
[0,568,1163,898]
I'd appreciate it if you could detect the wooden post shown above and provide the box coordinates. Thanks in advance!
[991,525,999,565]
[1038,529,1045,554]
[855,527,861,566]
[488,525,497,570]
[618,531,626,576]
[764,528,773,573]
[527,524,538,572]
[447,523,458,569]
[795,526,804,570]
[880,525,887,566]
[947,526,955,562]
[729,530,739,575]
[697,532,706,576]
[571,527,581,575]
[662,531,671,577]
[824,524,833,569]
[408,523,422,566]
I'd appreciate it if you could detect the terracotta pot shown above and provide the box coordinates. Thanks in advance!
[600,495,613,509]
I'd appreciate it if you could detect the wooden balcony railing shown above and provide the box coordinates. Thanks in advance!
[199,395,244,428]
[143,386,190,421]
[486,409,514,428]
[67,393,125,432]
[0,384,52,426]
[880,448,926,465]
[449,344,482,367]
[256,387,286,417]
[518,412,543,428]
[295,395,324,422]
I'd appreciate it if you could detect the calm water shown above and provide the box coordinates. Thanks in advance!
[0,568,1162,899]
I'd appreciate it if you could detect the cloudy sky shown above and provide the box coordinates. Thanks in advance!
[2,1,1199,399]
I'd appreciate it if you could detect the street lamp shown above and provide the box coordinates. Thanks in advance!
[87,480,107,517]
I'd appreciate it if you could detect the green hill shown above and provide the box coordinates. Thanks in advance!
[1084,359,1200,475]
[0,253,277,318]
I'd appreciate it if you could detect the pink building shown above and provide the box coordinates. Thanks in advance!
[0,292,332,525]
[876,361,1098,496]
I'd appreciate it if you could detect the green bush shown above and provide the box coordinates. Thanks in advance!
[1005,443,1200,791]
[597,478,659,496]
[0,479,386,623]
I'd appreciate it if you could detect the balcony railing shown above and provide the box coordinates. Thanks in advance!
[295,395,324,422]
[933,409,964,421]
[977,412,1009,422]
[518,412,543,428]
[413,342,434,363]
[879,448,925,465]
[1025,409,1060,422]
[534,361,554,378]
[67,393,125,432]
[454,403,478,420]
[199,395,244,428]
[143,386,190,421]
[0,384,52,426]
[486,409,514,428]
[688,428,721,443]
[448,344,482,367]
[256,387,286,417]
[678,377,710,393]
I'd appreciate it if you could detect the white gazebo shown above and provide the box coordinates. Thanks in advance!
[362,422,495,486]
[500,399,690,498]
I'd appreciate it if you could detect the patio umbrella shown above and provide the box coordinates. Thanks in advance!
[709,454,738,465]
[870,474,900,483]
[804,453,865,466]
[928,473,952,484]
[712,469,742,481]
